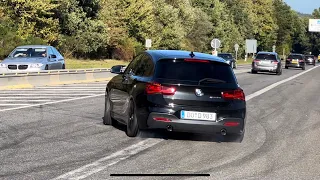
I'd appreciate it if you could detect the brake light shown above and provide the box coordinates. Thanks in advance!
[153,117,171,122]
[273,61,278,64]
[253,59,260,63]
[287,59,291,61]
[146,83,176,95]
[224,122,240,127]
[299,60,304,62]
[221,89,245,101]
[184,59,209,63]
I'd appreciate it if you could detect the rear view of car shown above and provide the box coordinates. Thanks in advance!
[285,54,306,70]
[251,52,282,75]
[104,50,246,142]
[305,55,316,66]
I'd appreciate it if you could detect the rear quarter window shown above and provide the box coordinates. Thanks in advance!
[155,59,236,84]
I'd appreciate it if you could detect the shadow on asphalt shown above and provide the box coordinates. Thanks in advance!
[110,121,243,143]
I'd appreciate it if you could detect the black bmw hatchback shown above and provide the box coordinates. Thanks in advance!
[103,50,246,141]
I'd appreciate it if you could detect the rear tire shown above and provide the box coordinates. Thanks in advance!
[251,69,257,74]
[62,64,66,69]
[302,65,306,70]
[103,93,114,125]
[277,68,282,75]
[285,66,288,69]
[233,62,237,69]
[45,65,49,70]
[126,100,140,137]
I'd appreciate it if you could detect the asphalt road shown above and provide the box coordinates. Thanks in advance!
[1,64,320,180]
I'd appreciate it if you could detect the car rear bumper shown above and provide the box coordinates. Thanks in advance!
[252,65,278,72]
[286,63,304,67]
[306,61,315,65]
[146,112,245,135]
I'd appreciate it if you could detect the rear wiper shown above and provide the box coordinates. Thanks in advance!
[198,78,226,85]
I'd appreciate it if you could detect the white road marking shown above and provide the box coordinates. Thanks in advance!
[0,97,68,99]
[1,89,103,92]
[51,65,319,180]
[52,139,161,180]
[0,99,51,102]
[246,65,319,101]
[0,104,31,106]
[0,94,104,112]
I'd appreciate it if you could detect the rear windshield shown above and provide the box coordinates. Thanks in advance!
[218,54,232,59]
[306,55,314,58]
[155,59,236,84]
[256,54,276,60]
[288,55,303,59]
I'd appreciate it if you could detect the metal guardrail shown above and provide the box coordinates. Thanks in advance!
[0,68,111,78]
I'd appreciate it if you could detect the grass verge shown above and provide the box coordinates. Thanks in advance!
[237,59,252,65]
[65,58,129,69]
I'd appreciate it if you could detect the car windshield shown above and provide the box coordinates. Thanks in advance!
[10,48,47,58]
[218,54,232,59]
[288,55,303,59]
[155,59,236,84]
[256,54,276,60]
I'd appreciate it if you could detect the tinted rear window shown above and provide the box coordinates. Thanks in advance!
[306,56,314,58]
[155,59,236,84]
[218,54,232,59]
[288,55,303,59]
[256,54,276,60]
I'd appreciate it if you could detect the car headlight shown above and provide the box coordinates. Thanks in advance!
[0,63,6,68]
[30,63,43,68]
[226,60,231,64]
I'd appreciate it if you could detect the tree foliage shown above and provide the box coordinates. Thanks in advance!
[0,0,320,59]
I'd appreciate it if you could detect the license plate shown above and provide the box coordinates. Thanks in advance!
[292,60,298,64]
[180,111,217,121]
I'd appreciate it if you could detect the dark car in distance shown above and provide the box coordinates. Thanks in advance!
[218,53,237,69]
[285,53,306,70]
[251,52,282,75]
[305,55,316,66]
[103,50,246,142]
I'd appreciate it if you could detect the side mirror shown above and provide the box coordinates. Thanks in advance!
[50,54,57,58]
[111,65,124,74]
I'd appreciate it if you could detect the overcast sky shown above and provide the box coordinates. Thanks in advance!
[284,0,320,14]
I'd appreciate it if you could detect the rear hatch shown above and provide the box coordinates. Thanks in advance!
[305,56,314,62]
[254,53,277,67]
[147,58,244,110]
[287,55,303,64]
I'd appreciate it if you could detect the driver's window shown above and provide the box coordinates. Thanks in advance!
[124,54,143,76]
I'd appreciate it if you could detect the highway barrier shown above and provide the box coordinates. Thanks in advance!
[0,68,116,90]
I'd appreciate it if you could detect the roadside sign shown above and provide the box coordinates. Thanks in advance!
[309,19,320,32]
[211,39,221,49]
[245,39,257,54]
[272,45,276,52]
[145,39,152,49]
[234,44,239,52]
[235,44,239,61]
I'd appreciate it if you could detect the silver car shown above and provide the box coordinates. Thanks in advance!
[251,52,282,75]
[0,45,65,73]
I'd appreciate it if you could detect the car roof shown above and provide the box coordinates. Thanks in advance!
[146,50,226,64]
[257,51,278,55]
[16,45,51,48]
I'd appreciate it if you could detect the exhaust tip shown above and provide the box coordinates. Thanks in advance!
[221,129,227,136]
[166,125,173,132]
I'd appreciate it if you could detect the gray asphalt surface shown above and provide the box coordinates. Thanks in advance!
[1,64,320,180]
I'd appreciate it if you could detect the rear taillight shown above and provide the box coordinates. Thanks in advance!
[273,61,278,64]
[287,59,292,61]
[253,59,260,63]
[221,88,245,101]
[299,59,304,62]
[146,83,176,95]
